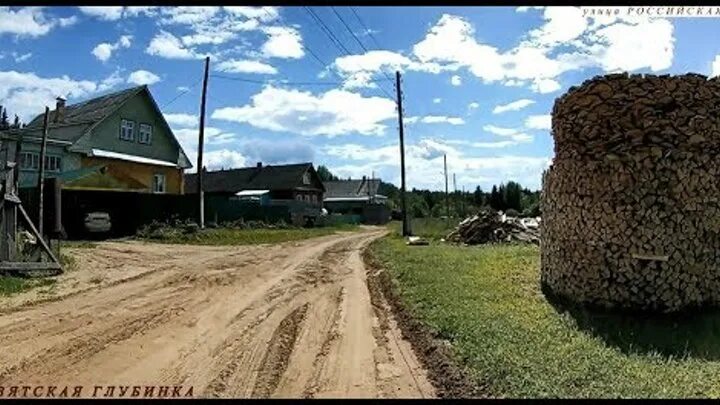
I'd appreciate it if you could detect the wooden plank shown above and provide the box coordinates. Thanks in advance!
[631,253,669,262]
[17,203,62,271]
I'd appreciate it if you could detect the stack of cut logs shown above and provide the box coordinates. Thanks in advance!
[446,210,540,245]
[541,72,720,312]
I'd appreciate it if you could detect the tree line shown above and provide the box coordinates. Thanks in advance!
[316,165,541,218]
[0,105,25,130]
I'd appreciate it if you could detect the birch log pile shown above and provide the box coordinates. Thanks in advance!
[541,73,720,312]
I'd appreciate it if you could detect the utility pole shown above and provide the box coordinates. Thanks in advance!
[444,154,449,223]
[197,56,210,228]
[37,107,50,238]
[453,172,457,219]
[396,71,409,236]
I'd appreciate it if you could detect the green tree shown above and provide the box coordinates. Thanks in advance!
[473,186,484,206]
[504,181,523,212]
[0,106,7,130]
[316,165,339,181]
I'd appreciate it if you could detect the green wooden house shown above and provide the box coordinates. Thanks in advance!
[1,85,192,194]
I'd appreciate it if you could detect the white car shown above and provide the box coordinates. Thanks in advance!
[84,212,111,233]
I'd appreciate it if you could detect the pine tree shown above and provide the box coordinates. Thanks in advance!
[0,107,8,130]
[12,115,20,129]
[473,185,484,206]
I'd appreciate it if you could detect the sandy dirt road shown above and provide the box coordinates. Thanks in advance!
[0,228,435,399]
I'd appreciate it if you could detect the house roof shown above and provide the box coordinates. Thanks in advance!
[185,163,324,193]
[323,179,382,199]
[25,86,145,130]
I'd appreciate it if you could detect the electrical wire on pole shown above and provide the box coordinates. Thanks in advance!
[396,71,409,237]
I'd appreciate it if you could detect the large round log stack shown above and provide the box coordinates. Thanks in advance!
[541,73,720,312]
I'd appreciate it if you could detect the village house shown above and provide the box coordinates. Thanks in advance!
[2,85,192,194]
[185,162,326,225]
[322,177,390,224]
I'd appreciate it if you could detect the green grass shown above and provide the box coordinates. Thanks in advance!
[387,218,460,240]
[0,277,56,297]
[368,235,720,398]
[137,224,360,246]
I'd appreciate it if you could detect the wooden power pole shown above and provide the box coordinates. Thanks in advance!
[396,71,409,236]
[197,56,210,228]
[444,154,449,222]
[37,107,50,238]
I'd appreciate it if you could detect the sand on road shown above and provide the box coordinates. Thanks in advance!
[0,228,435,399]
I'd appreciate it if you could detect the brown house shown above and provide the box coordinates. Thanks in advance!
[185,162,325,207]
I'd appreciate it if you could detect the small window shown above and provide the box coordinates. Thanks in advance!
[45,155,62,172]
[138,123,152,144]
[303,172,311,185]
[311,195,317,204]
[120,119,135,141]
[20,152,32,170]
[295,194,302,201]
[152,174,166,193]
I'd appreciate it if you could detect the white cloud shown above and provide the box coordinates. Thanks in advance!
[223,6,278,22]
[468,102,480,110]
[97,70,124,92]
[450,75,462,86]
[493,98,535,114]
[12,52,31,63]
[92,35,132,62]
[211,86,395,137]
[146,31,199,59]
[164,113,198,127]
[333,50,447,88]
[127,70,161,86]
[0,7,74,37]
[406,115,465,125]
[483,124,534,143]
[484,125,517,136]
[323,139,548,190]
[530,78,561,93]
[525,114,551,130]
[159,7,221,25]
[78,6,124,21]
[262,26,304,59]
[0,70,98,122]
[409,11,675,94]
[216,59,277,74]
[433,98,442,104]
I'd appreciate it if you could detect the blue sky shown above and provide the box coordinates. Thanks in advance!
[2,6,720,191]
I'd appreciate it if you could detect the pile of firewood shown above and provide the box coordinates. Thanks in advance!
[541,73,720,312]
[446,210,540,245]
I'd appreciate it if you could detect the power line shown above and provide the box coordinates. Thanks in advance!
[209,74,391,86]
[303,6,354,57]
[330,6,370,54]
[160,79,202,110]
[349,7,384,51]
[302,6,393,99]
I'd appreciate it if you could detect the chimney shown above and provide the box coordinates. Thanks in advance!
[256,161,262,169]
[54,97,66,123]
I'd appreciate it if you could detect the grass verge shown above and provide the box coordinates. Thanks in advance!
[137,224,360,246]
[367,234,720,398]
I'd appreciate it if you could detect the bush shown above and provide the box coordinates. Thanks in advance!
[505,208,520,217]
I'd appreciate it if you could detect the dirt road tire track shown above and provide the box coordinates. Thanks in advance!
[0,228,435,399]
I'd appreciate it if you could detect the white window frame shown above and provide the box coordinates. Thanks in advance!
[45,155,62,172]
[152,173,166,193]
[120,119,135,141]
[138,123,152,144]
[303,172,311,185]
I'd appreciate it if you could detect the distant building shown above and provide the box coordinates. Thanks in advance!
[185,162,325,225]
[323,177,390,224]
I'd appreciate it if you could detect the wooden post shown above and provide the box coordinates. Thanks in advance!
[396,71,409,236]
[37,107,50,238]
[197,56,210,229]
